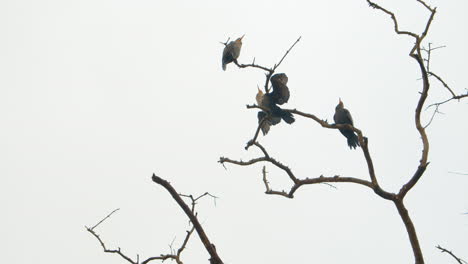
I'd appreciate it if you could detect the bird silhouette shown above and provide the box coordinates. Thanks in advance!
[256,74,294,135]
[333,98,360,149]
[222,35,244,71]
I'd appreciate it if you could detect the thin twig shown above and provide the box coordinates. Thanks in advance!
[235,37,301,92]
[448,171,468,176]
[245,114,267,150]
[90,208,120,230]
[436,245,467,264]
[272,36,302,71]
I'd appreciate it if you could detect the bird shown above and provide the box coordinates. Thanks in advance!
[256,87,294,135]
[270,73,290,105]
[333,98,360,149]
[222,35,244,71]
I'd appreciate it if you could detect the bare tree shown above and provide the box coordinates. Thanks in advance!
[88,1,467,264]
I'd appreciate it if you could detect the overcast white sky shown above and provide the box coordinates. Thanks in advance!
[1,0,467,263]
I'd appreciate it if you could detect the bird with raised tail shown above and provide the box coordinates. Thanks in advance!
[221,35,244,71]
[256,79,295,135]
[333,98,360,149]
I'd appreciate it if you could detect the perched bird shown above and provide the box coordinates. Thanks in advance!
[256,87,294,135]
[333,99,360,149]
[222,35,244,71]
[270,73,290,105]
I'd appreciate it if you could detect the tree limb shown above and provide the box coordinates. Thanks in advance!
[436,245,467,264]
[235,37,301,93]
[152,174,224,264]
[219,142,393,199]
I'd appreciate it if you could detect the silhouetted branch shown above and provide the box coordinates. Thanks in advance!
[245,114,267,150]
[429,72,456,97]
[180,192,218,213]
[421,44,468,127]
[87,225,138,264]
[368,1,439,263]
[366,0,419,40]
[423,103,444,129]
[235,37,301,92]
[87,183,218,264]
[86,209,139,264]
[421,43,446,72]
[152,174,224,264]
[234,60,272,73]
[273,36,302,71]
[436,245,467,264]
[87,210,197,264]
[90,208,120,230]
[261,166,290,198]
[247,105,383,187]
[219,142,386,199]
[140,227,196,264]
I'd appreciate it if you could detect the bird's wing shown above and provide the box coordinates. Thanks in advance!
[334,108,354,126]
[222,42,235,64]
[342,109,354,126]
[270,79,290,105]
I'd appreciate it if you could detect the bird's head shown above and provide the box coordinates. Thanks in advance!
[256,87,264,105]
[337,98,344,109]
[236,34,245,44]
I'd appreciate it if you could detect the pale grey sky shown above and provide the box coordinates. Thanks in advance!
[1,0,467,263]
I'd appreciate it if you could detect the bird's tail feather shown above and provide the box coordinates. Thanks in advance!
[258,111,270,135]
[347,133,360,149]
[280,110,295,124]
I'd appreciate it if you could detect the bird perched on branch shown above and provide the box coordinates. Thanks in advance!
[256,74,295,135]
[333,99,360,149]
[222,35,244,71]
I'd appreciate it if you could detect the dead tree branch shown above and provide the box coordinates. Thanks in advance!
[421,43,468,127]
[436,245,467,264]
[86,209,139,264]
[87,210,196,264]
[152,174,224,264]
[361,1,438,263]
[87,182,219,264]
[219,142,392,199]
[180,192,219,214]
[245,105,392,198]
[235,37,301,93]
[90,208,120,230]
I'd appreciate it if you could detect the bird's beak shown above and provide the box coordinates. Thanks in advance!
[240,34,245,41]
[339,97,342,104]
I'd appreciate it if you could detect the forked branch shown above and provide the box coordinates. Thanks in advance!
[86,208,193,264]
[421,44,468,127]
[87,178,221,264]
[219,142,393,200]
[235,37,301,93]
[152,174,224,264]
